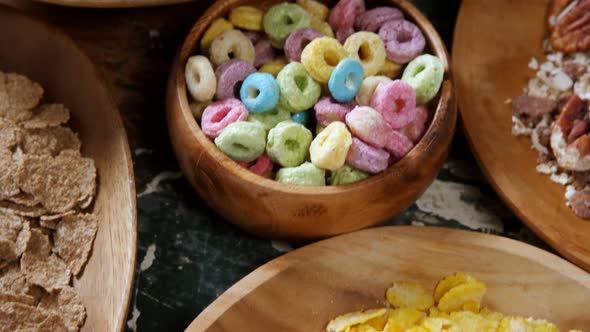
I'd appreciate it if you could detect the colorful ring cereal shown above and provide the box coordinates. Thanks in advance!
[378,59,403,78]
[301,37,348,83]
[189,100,211,121]
[252,37,275,68]
[263,3,311,49]
[185,55,217,102]
[267,121,313,167]
[296,0,330,21]
[201,98,249,138]
[310,18,335,38]
[259,56,289,77]
[240,72,280,114]
[328,58,364,103]
[401,54,444,105]
[355,75,392,106]
[277,62,322,112]
[291,110,312,126]
[344,32,386,77]
[210,29,255,66]
[370,80,417,129]
[346,137,390,174]
[384,130,414,160]
[355,7,404,32]
[241,153,274,177]
[247,105,291,131]
[229,6,264,31]
[335,27,355,44]
[329,165,369,185]
[214,121,266,162]
[285,28,323,62]
[328,0,365,30]
[276,162,325,186]
[399,105,429,143]
[200,18,234,52]
[379,20,426,64]
[309,121,352,170]
[314,96,355,126]
[345,106,392,148]
[215,59,256,100]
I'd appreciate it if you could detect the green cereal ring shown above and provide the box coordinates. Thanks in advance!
[329,165,369,185]
[301,37,348,83]
[263,3,311,49]
[247,105,291,131]
[277,62,321,112]
[266,121,312,167]
[276,162,326,186]
[214,121,266,162]
[401,54,444,105]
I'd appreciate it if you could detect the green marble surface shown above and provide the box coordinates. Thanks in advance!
[120,1,549,331]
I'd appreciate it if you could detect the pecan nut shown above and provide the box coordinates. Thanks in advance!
[549,0,590,53]
[551,95,590,170]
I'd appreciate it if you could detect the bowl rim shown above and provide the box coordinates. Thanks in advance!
[172,0,453,195]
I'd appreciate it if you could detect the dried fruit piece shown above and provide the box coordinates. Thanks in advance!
[386,281,434,311]
[54,213,98,276]
[437,281,486,313]
[21,103,70,129]
[0,72,43,122]
[326,308,388,332]
[38,286,86,332]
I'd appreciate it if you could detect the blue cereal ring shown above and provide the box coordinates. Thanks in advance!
[328,58,364,102]
[291,110,311,126]
[240,72,280,113]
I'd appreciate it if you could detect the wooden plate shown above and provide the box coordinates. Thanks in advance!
[187,226,590,331]
[0,6,137,332]
[452,0,590,271]
[33,0,191,8]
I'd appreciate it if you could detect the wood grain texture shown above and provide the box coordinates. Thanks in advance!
[167,0,457,240]
[452,0,590,271]
[186,226,590,331]
[34,0,192,8]
[0,6,137,332]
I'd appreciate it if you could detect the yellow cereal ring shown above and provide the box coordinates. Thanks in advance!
[385,281,434,311]
[310,18,334,38]
[229,6,264,31]
[301,37,348,83]
[437,281,486,313]
[326,308,388,332]
[259,56,288,77]
[297,0,330,21]
[355,75,392,106]
[344,32,386,77]
[189,100,211,121]
[201,18,234,53]
[434,272,476,303]
[310,121,352,170]
[378,59,404,78]
[210,29,255,65]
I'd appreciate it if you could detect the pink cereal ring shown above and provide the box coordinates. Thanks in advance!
[355,7,404,32]
[335,27,355,44]
[314,97,355,126]
[248,153,273,177]
[370,79,417,129]
[285,28,323,62]
[201,98,248,138]
[329,0,365,30]
[378,20,425,64]
[345,106,391,148]
[215,59,256,100]
[346,137,390,174]
[399,105,429,143]
[384,130,414,160]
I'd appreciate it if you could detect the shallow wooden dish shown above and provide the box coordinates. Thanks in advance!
[0,5,137,332]
[452,0,590,271]
[187,226,590,331]
[34,0,191,8]
[167,0,456,240]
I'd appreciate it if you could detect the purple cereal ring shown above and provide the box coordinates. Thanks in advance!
[399,105,429,143]
[253,37,275,68]
[215,59,256,100]
[346,137,390,174]
[370,80,417,129]
[345,106,392,148]
[201,98,248,138]
[336,27,355,44]
[314,97,355,126]
[285,28,323,62]
[243,31,264,44]
[384,130,414,160]
[329,0,365,29]
[378,20,426,64]
[355,7,404,32]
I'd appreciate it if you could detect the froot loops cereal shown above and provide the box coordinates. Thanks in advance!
[185,0,445,186]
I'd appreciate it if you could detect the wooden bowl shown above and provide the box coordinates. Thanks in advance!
[0,6,137,332]
[167,0,456,240]
[187,226,590,331]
